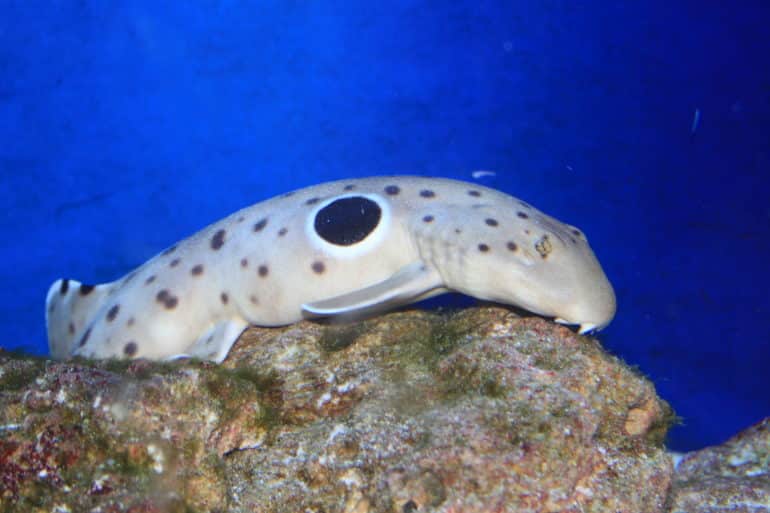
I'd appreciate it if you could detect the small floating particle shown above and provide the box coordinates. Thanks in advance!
[471,170,496,179]
[691,108,701,134]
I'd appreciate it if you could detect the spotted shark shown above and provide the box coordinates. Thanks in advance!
[46,176,616,362]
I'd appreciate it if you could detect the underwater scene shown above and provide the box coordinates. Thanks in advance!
[1,0,768,466]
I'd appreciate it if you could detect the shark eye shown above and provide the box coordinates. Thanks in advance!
[313,196,382,246]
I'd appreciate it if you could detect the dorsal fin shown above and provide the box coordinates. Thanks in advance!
[46,278,112,359]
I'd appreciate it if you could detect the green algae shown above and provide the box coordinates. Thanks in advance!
[398,311,478,370]
[203,364,282,440]
[318,322,368,353]
[0,357,45,391]
[226,365,280,392]
[97,357,189,379]
[204,364,279,398]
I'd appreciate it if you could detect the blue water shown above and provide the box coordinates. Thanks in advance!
[1,2,768,452]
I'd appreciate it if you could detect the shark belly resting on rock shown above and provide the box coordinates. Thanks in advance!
[45,176,616,362]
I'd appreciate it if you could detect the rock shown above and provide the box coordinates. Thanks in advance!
[669,417,770,513]
[1,307,676,512]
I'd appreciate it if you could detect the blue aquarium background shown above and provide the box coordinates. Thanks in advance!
[1,2,768,452]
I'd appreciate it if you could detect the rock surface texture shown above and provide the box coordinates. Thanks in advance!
[669,417,770,513]
[1,307,678,512]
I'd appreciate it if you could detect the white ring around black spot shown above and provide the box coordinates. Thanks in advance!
[305,193,391,259]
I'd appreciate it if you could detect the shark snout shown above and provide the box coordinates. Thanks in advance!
[555,277,617,334]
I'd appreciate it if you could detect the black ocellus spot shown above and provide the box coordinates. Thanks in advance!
[314,196,382,246]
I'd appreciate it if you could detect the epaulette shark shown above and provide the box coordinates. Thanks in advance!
[46,176,616,362]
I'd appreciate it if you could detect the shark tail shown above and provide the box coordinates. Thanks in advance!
[45,278,111,359]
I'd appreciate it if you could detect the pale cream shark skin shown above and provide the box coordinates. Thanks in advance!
[45,176,616,362]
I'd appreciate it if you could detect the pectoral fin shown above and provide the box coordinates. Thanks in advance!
[173,318,249,363]
[302,262,443,317]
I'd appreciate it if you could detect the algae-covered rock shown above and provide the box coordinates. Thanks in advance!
[1,307,676,512]
[669,417,770,512]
